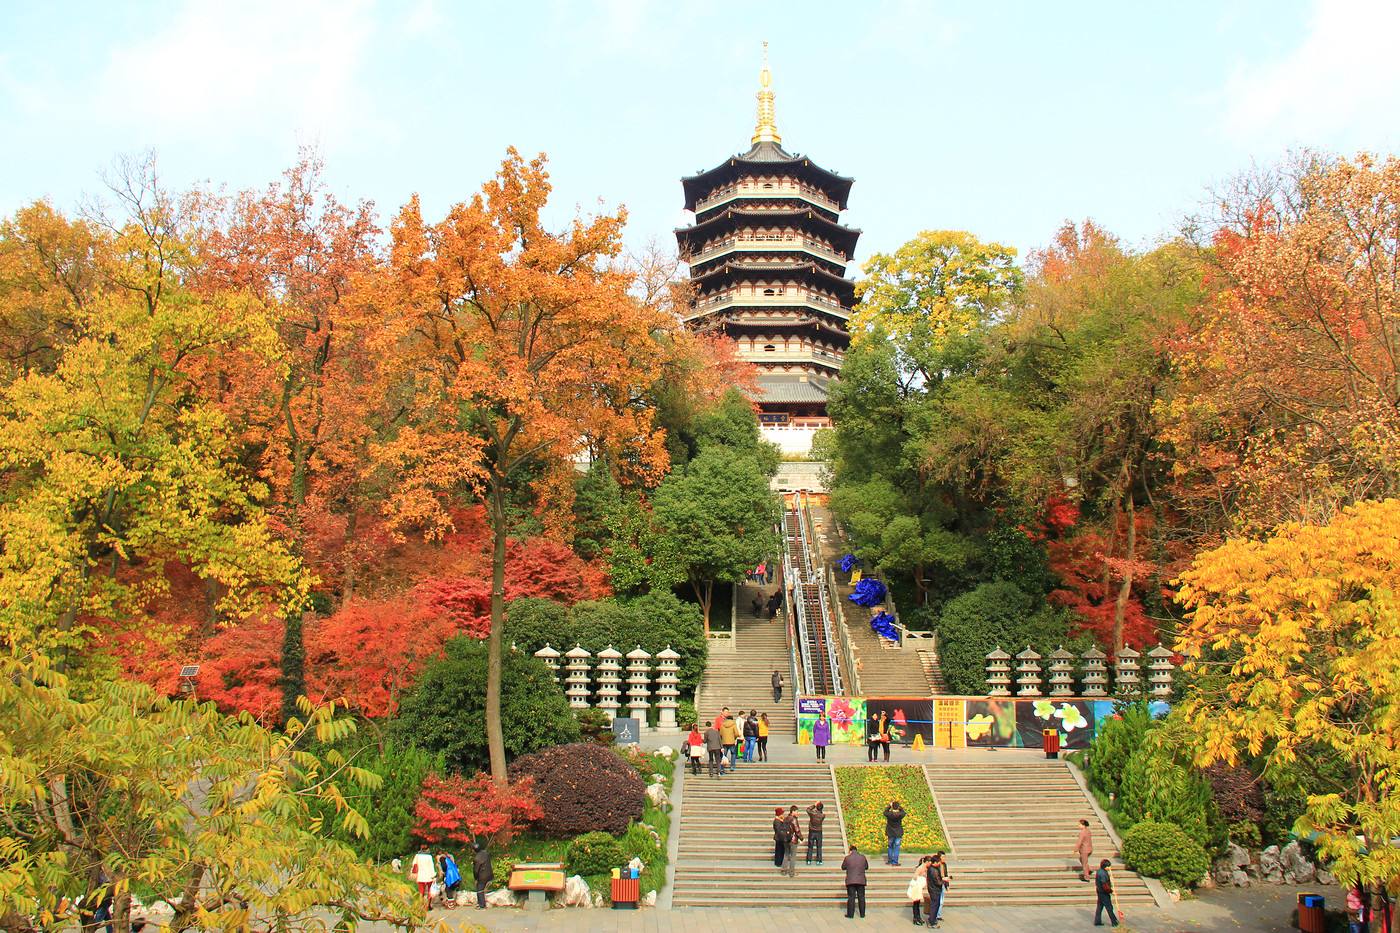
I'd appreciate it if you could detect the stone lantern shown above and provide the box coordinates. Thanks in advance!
[985,647,1012,696]
[595,646,624,720]
[1015,647,1043,697]
[655,646,681,730]
[625,645,651,724]
[534,644,561,685]
[1115,646,1142,696]
[1147,645,1175,698]
[1047,647,1075,696]
[563,645,592,709]
[1080,646,1108,697]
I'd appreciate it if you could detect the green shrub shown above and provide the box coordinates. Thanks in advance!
[566,831,625,876]
[391,638,579,773]
[1085,703,1153,798]
[510,742,646,838]
[934,581,1071,694]
[575,708,614,746]
[1121,821,1210,889]
[307,739,442,862]
[1228,820,1262,850]
[677,699,697,730]
[620,821,663,866]
[1118,741,1219,850]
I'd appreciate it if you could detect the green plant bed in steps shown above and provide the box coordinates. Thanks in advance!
[835,765,947,856]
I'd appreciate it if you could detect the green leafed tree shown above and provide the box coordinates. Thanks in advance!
[651,445,780,635]
[0,652,421,932]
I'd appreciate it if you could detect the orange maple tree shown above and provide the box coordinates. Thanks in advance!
[374,150,671,780]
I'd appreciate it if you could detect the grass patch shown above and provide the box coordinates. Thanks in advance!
[835,765,946,856]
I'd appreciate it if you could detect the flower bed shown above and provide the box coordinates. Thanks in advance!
[835,765,946,855]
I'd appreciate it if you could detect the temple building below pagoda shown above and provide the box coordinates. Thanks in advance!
[674,46,859,454]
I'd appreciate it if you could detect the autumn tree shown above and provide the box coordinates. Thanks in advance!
[195,153,382,722]
[1165,152,1400,536]
[1174,498,1400,892]
[376,150,669,780]
[0,163,306,663]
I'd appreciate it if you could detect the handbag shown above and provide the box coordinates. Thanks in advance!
[906,875,928,901]
[689,743,704,759]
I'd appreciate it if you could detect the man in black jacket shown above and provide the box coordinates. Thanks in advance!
[842,845,869,919]
[884,800,907,866]
[703,720,723,777]
[472,842,493,910]
[1094,859,1119,926]
[805,801,826,864]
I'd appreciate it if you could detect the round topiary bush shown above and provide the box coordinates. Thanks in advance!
[566,831,626,876]
[1121,820,1210,890]
[509,742,646,838]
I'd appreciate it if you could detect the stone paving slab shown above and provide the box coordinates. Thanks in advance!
[398,884,1340,933]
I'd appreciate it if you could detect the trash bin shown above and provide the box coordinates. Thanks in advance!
[1042,728,1061,759]
[1297,892,1324,933]
[611,870,640,909]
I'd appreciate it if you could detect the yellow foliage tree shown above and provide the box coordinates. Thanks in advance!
[1175,498,1400,890]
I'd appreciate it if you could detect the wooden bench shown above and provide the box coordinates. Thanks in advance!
[507,862,566,911]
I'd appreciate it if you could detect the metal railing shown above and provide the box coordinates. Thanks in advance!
[797,494,844,695]
[823,555,863,694]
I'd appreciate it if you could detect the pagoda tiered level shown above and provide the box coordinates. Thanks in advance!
[676,46,859,454]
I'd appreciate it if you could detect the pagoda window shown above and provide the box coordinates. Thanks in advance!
[763,344,776,352]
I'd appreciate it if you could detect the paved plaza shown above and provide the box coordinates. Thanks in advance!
[406,883,1340,932]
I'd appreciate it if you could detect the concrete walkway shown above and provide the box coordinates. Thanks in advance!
[414,883,1339,932]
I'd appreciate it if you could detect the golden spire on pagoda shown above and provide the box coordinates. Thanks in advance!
[752,41,781,145]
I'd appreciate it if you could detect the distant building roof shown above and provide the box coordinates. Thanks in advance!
[753,373,832,404]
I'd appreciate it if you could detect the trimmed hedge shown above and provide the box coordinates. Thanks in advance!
[1121,820,1209,890]
[566,831,626,876]
[509,742,646,838]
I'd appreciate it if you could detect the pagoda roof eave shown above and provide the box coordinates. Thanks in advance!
[688,260,857,301]
[674,207,862,254]
[681,141,854,209]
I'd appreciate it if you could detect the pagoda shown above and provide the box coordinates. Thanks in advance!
[675,45,859,453]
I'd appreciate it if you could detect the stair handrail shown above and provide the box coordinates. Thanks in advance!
[822,559,862,694]
[790,495,829,693]
[796,492,843,695]
[780,521,814,697]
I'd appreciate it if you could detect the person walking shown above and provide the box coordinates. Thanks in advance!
[758,712,771,761]
[411,846,438,908]
[751,593,765,616]
[704,719,724,777]
[472,841,492,910]
[1074,818,1094,882]
[806,801,826,864]
[772,669,784,703]
[908,856,930,926]
[1094,858,1120,927]
[720,711,739,772]
[924,851,950,927]
[782,805,803,877]
[733,710,748,766]
[773,807,790,868]
[686,723,705,776]
[842,844,869,919]
[813,710,832,761]
[743,710,759,762]
[884,799,907,866]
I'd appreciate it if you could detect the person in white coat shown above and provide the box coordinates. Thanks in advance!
[410,847,438,908]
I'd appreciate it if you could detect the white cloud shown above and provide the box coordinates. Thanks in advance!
[92,0,376,145]
[1223,0,1400,146]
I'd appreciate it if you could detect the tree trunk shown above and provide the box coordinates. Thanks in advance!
[485,479,509,782]
[692,580,713,637]
[279,608,306,725]
[913,562,927,606]
[1112,489,1136,657]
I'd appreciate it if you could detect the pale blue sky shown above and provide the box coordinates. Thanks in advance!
[2,0,1397,265]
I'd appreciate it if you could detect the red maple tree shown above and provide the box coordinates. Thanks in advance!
[414,773,543,847]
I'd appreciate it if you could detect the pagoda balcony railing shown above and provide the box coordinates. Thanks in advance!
[695,182,839,214]
[688,236,848,267]
[688,289,850,316]
[684,297,850,324]
[738,348,846,366]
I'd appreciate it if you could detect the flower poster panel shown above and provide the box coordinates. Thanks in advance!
[964,699,1020,747]
[1016,699,1095,749]
[797,696,866,745]
[865,698,933,746]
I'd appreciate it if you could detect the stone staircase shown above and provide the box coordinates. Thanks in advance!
[841,602,933,696]
[917,647,948,693]
[695,584,795,737]
[924,759,1158,907]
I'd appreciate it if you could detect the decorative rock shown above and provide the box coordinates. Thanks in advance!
[641,890,657,907]
[1259,845,1284,883]
[1317,869,1336,885]
[1280,841,1315,884]
[486,888,520,907]
[1197,872,1216,890]
[645,782,671,809]
[592,892,606,908]
[654,745,676,759]
[562,875,592,907]
[1225,842,1250,870]
[1231,869,1251,887]
[627,856,645,875]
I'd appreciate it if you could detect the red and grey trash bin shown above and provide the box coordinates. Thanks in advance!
[1296,893,1325,933]
[1042,728,1061,759]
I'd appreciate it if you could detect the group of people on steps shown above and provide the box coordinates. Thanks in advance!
[771,801,829,874]
[683,706,773,776]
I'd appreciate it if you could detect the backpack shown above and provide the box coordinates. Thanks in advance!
[775,819,791,843]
